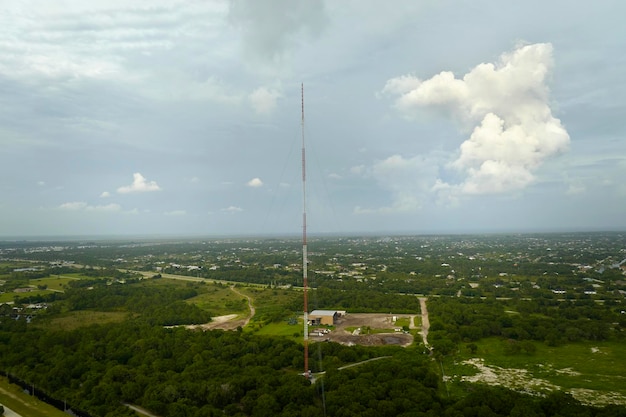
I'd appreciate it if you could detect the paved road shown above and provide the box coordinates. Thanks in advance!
[1,405,22,417]
[0,385,23,417]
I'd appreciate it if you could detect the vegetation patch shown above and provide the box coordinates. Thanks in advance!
[447,338,626,406]
[253,321,303,339]
[0,377,69,417]
[186,283,248,316]
[30,275,80,291]
[36,310,130,331]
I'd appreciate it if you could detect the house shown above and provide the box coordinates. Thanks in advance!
[309,310,341,326]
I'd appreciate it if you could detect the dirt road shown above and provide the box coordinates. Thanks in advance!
[178,285,255,331]
[419,297,430,347]
[229,285,255,328]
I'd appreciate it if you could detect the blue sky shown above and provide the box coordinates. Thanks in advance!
[1,0,625,237]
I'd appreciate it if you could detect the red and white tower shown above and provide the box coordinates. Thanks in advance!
[301,83,309,379]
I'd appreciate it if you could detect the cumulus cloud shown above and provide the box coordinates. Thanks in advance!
[222,206,243,213]
[249,86,282,114]
[100,191,111,198]
[383,43,570,196]
[354,154,441,214]
[164,210,187,216]
[117,173,161,193]
[59,202,121,212]
[228,0,328,62]
[247,177,263,187]
[59,201,88,211]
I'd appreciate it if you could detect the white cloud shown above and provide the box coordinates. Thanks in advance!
[100,191,111,198]
[383,43,570,196]
[37,181,46,187]
[164,210,187,216]
[59,201,88,211]
[117,173,161,193]
[350,165,366,175]
[87,203,121,212]
[355,154,442,214]
[249,86,282,114]
[566,183,586,195]
[58,202,121,212]
[247,177,263,187]
[228,0,328,63]
[222,206,243,213]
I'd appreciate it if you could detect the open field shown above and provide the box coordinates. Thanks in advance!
[0,273,92,303]
[250,321,303,338]
[0,377,77,417]
[186,283,248,316]
[445,337,626,406]
[0,290,51,303]
[35,310,129,331]
[30,275,80,291]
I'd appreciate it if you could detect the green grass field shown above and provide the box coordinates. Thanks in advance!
[0,273,94,303]
[30,275,81,291]
[253,321,303,339]
[186,283,248,316]
[35,310,130,331]
[0,377,75,417]
[445,337,626,406]
[394,317,411,328]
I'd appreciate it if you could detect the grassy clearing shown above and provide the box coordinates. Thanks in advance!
[0,292,16,303]
[30,275,79,291]
[238,287,300,325]
[35,310,129,331]
[394,317,410,328]
[0,377,69,417]
[253,321,303,339]
[446,337,626,405]
[1,290,52,303]
[187,284,248,316]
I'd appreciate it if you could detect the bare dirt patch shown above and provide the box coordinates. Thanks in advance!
[178,285,256,331]
[182,314,247,331]
[312,313,415,347]
[459,358,626,406]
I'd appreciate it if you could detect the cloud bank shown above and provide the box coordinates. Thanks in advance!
[249,87,282,114]
[383,43,570,196]
[59,202,121,212]
[117,173,162,194]
[228,0,327,63]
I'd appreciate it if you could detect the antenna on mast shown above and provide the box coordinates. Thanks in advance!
[301,83,309,379]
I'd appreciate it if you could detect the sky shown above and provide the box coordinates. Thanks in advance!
[1,0,625,238]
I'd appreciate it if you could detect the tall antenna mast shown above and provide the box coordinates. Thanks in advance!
[301,83,309,379]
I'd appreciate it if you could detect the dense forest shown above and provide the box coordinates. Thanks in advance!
[2,280,626,416]
[426,296,625,356]
[2,233,626,416]
[2,319,626,417]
